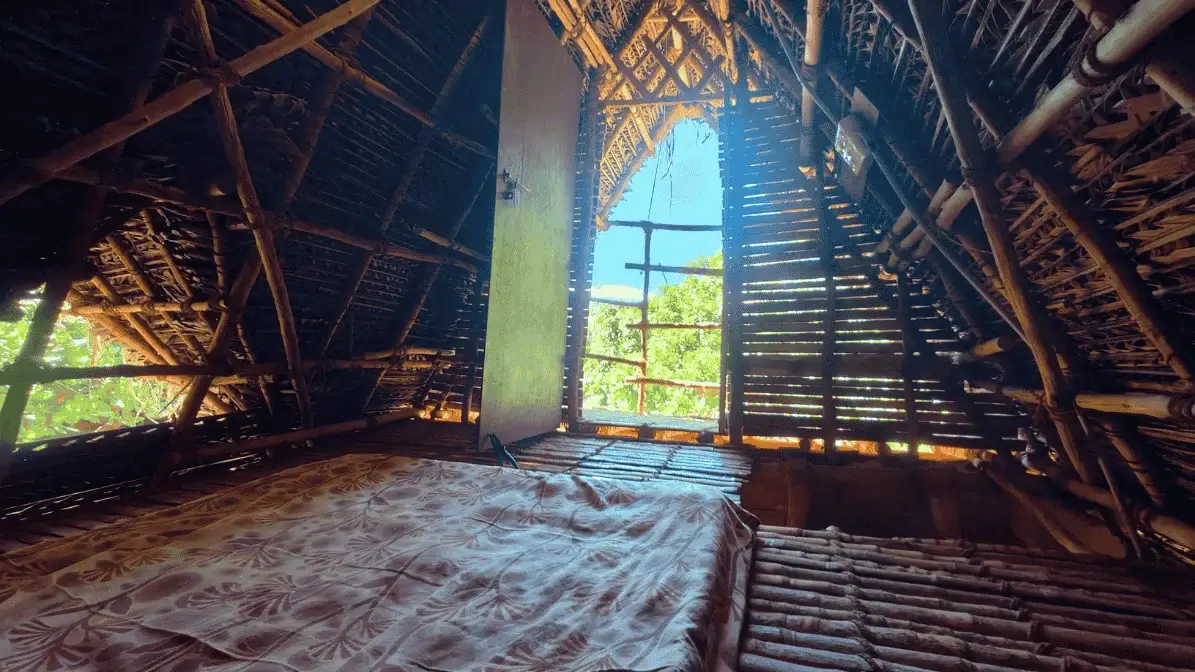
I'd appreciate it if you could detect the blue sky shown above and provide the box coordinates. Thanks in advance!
[592,119,723,299]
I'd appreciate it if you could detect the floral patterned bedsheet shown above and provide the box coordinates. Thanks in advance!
[0,454,757,671]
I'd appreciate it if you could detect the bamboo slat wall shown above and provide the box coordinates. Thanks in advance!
[722,98,1026,450]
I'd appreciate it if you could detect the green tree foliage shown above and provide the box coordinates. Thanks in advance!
[0,296,183,443]
[584,252,722,418]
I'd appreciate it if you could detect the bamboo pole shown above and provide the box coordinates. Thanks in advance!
[231,0,491,157]
[624,262,722,276]
[71,299,226,316]
[0,355,453,386]
[969,380,1195,422]
[187,409,418,465]
[586,353,645,367]
[623,377,720,391]
[908,0,1092,484]
[606,220,722,232]
[317,10,494,361]
[186,0,311,428]
[625,322,721,330]
[1096,418,1168,510]
[897,273,919,456]
[567,69,604,431]
[725,38,750,445]
[0,0,380,208]
[363,346,455,360]
[639,227,652,414]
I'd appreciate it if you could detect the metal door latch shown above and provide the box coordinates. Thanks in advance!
[500,169,519,205]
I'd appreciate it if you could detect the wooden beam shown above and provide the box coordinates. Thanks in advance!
[0,0,380,208]
[71,299,225,317]
[969,380,1195,421]
[606,220,721,231]
[187,0,311,426]
[639,227,652,414]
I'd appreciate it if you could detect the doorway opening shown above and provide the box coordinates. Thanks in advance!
[581,118,723,433]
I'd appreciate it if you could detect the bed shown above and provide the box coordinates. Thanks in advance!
[0,454,756,671]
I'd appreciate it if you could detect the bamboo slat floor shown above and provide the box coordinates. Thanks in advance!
[740,524,1195,672]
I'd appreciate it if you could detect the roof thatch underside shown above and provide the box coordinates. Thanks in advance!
[1,0,502,424]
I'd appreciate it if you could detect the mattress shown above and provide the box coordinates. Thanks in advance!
[0,454,756,671]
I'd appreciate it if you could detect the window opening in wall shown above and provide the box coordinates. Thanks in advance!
[0,288,185,444]
[582,119,723,432]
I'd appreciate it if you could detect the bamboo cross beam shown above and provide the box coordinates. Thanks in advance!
[586,353,646,367]
[908,0,1091,483]
[187,409,418,466]
[0,0,380,208]
[601,93,726,108]
[605,220,722,231]
[624,262,722,276]
[186,0,312,429]
[625,322,720,330]
[0,356,463,386]
[968,380,1195,422]
[623,376,720,391]
[897,273,920,457]
[71,299,226,316]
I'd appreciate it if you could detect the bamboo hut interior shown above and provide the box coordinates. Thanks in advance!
[3,0,1195,669]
